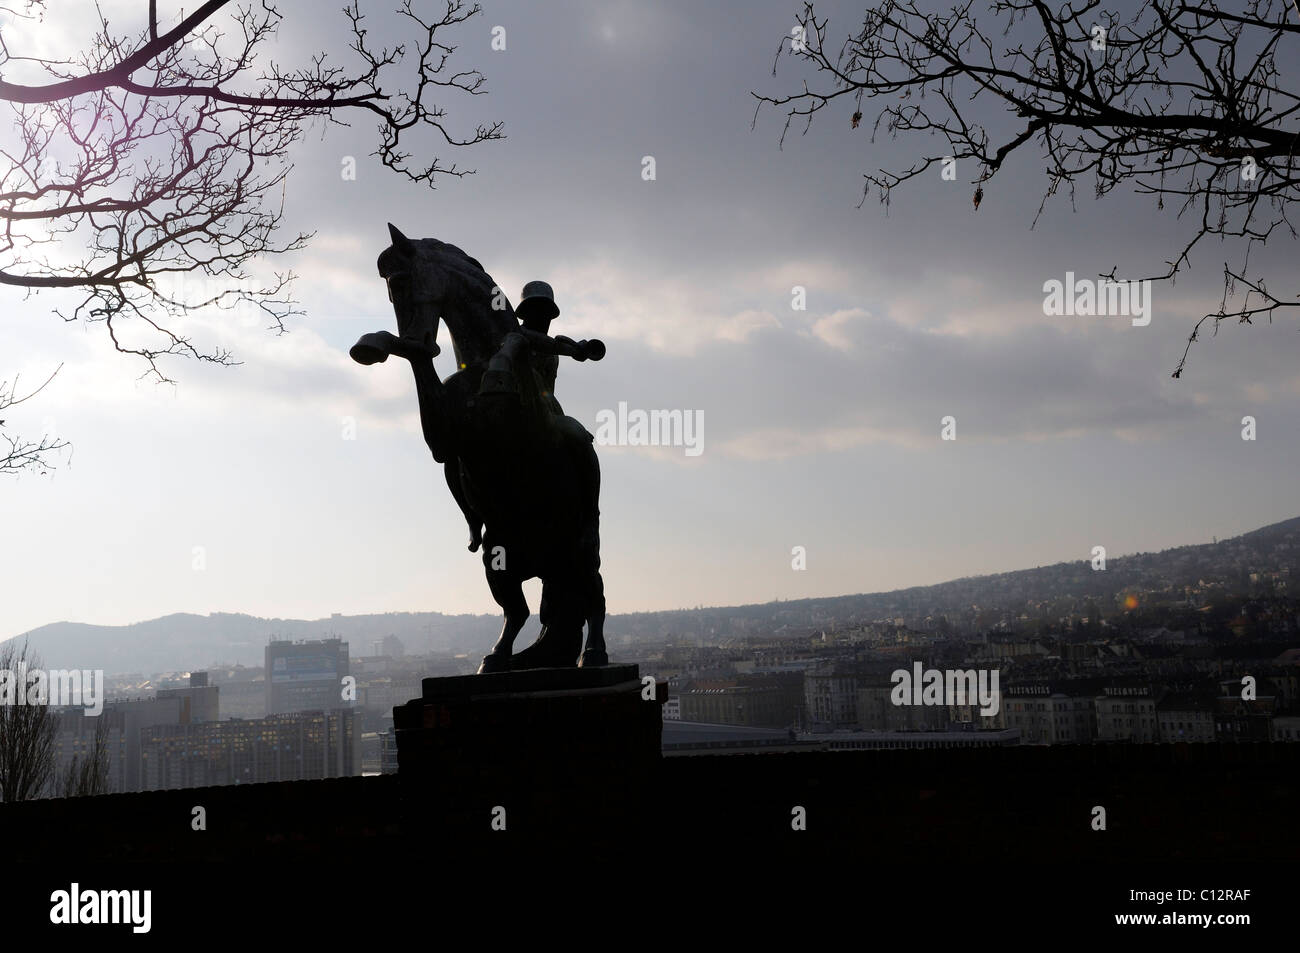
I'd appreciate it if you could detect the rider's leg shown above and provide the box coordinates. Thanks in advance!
[479,332,528,396]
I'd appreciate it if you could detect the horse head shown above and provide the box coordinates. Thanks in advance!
[374,223,516,368]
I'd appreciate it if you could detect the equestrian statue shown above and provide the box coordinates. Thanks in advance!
[350,225,608,673]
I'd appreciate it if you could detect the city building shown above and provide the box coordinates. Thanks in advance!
[677,677,798,728]
[140,708,358,790]
[1156,692,1217,742]
[379,727,400,774]
[1095,682,1159,743]
[1001,681,1099,744]
[857,681,948,732]
[805,662,862,729]
[157,670,220,724]
[51,671,220,793]
[1213,679,1275,742]
[265,638,350,715]
[1272,715,1300,742]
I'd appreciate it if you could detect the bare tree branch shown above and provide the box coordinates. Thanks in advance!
[0,0,502,381]
[753,1,1300,377]
[0,639,59,802]
[59,708,110,798]
[0,364,69,476]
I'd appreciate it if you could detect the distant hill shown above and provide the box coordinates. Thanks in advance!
[7,515,1298,673]
[6,611,501,674]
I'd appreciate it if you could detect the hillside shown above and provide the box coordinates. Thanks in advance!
[7,515,1298,672]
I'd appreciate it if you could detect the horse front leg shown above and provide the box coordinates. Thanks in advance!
[350,329,453,462]
[349,329,440,365]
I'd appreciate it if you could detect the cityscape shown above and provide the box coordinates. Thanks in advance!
[25,514,1300,798]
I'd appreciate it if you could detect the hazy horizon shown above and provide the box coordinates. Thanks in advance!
[10,509,1293,640]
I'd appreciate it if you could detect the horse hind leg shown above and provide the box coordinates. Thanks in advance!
[509,576,584,669]
[579,568,608,668]
[478,557,529,674]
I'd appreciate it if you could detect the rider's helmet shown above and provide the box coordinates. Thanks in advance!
[518,280,560,321]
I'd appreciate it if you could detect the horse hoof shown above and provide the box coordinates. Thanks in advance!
[579,648,609,668]
[349,340,390,365]
[477,653,510,674]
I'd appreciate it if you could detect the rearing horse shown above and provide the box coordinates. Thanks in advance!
[350,224,608,672]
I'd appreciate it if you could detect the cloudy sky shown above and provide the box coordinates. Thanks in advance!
[2,0,1297,642]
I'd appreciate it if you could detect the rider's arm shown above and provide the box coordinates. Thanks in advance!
[514,327,604,362]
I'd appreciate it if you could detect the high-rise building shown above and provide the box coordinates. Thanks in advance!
[140,709,358,790]
[158,671,220,724]
[51,672,220,794]
[266,638,350,714]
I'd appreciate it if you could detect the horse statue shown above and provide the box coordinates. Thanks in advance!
[350,224,608,673]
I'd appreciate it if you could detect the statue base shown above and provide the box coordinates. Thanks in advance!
[392,663,664,788]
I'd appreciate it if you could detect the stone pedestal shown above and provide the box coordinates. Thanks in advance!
[392,665,666,841]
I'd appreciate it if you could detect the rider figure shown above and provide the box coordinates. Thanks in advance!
[516,281,564,415]
[449,280,572,552]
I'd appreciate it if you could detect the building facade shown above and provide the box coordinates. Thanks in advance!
[140,708,358,790]
[1001,682,1098,745]
[266,638,350,715]
[1095,684,1159,743]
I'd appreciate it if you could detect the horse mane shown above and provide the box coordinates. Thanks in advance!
[423,239,499,301]
[429,239,485,280]
[419,238,519,361]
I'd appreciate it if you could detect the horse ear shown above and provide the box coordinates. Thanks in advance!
[388,223,417,257]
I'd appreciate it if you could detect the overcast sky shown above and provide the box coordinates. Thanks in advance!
[2,0,1298,641]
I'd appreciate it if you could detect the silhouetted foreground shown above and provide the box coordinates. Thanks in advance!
[7,742,1298,861]
[5,744,1297,939]
[6,689,1297,937]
